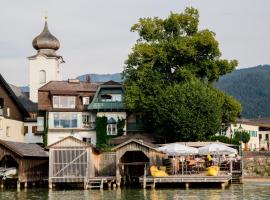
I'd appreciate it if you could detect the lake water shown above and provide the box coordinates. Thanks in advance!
[1,182,270,200]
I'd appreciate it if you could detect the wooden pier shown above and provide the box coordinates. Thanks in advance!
[85,176,116,189]
[140,174,232,189]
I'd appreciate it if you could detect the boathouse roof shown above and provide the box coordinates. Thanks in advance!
[0,140,48,158]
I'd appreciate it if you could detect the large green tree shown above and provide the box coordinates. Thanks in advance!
[123,7,242,142]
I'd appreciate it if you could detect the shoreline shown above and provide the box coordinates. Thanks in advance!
[243,177,270,182]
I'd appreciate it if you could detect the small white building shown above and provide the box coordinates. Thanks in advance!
[223,119,260,151]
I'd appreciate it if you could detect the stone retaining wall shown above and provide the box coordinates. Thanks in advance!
[243,152,270,177]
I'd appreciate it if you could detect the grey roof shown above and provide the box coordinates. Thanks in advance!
[9,84,37,112]
[32,21,60,51]
[0,140,48,158]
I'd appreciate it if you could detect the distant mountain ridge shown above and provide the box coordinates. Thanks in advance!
[77,73,122,82]
[17,65,270,118]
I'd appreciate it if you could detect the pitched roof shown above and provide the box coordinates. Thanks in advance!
[102,80,122,86]
[112,139,160,152]
[247,118,270,128]
[0,140,48,158]
[39,81,99,92]
[47,136,97,151]
[0,74,30,117]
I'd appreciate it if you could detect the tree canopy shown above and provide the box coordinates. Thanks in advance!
[123,7,242,142]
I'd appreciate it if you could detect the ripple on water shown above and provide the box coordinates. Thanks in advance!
[1,182,270,200]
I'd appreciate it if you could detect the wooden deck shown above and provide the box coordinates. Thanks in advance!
[85,176,116,189]
[140,174,232,189]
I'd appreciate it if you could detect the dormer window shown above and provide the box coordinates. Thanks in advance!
[101,94,122,102]
[53,96,76,109]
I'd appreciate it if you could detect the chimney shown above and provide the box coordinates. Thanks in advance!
[85,75,91,83]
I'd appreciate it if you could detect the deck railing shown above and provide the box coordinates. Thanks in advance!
[89,102,125,110]
[127,123,144,132]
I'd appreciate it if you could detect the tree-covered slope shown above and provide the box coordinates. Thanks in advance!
[77,73,122,82]
[215,65,270,118]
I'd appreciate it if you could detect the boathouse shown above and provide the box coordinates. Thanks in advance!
[112,139,165,186]
[47,136,99,188]
[0,139,48,188]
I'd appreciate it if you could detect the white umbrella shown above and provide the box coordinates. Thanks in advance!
[198,143,237,155]
[158,143,198,175]
[158,143,198,156]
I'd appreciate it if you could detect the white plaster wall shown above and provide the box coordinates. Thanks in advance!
[226,123,259,151]
[0,117,24,142]
[29,55,62,102]
[47,130,96,146]
[24,121,43,144]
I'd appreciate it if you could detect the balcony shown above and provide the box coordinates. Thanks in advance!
[82,122,96,129]
[88,101,125,110]
[127,123,144,132]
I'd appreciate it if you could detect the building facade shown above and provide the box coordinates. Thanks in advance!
[0,74,30,142]
[38,79,98,145]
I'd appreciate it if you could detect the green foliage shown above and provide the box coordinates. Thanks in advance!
[209,135,231,144]
[96,116,108,149]
[216,64,270,118]
[43,114,48,147]
[123,7,241,142]
[234,131,251,144]
[117,118,126,136]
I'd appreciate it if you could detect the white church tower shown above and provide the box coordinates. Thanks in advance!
[28,18,64,102]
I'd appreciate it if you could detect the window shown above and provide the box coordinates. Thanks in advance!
[82,97,90,105]
[6,126,10,137]
[6,107,10,117]
[82,113,90,128]
[82,137,91,144]
[37,117,44,132]
[53,96,76,109]
[32,126,37,134]
[101,94,122,102]
[39,70,46,84]
[53,113,78,128]
[107,124,117,135]
[24,126,28,134]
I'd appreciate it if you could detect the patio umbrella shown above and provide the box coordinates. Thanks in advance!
[198,143,237,155]
[158,143,198,175]
[158,143,199,156]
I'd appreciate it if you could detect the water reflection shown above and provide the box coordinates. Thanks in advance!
[0,183,270,200]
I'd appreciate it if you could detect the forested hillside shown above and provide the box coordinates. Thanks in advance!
[215,65,270,118]
[77,65,270,118]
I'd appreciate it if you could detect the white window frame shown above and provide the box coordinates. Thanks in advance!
[107,124,117,135]
[53,96,76,109]
[82,97,90,105]
[53,112,78,129]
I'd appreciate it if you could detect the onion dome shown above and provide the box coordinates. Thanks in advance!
[32,21,60,51]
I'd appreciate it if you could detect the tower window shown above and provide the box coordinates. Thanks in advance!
[39,70,46,84]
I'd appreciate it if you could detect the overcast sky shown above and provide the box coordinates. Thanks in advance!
[0,0,269,86]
